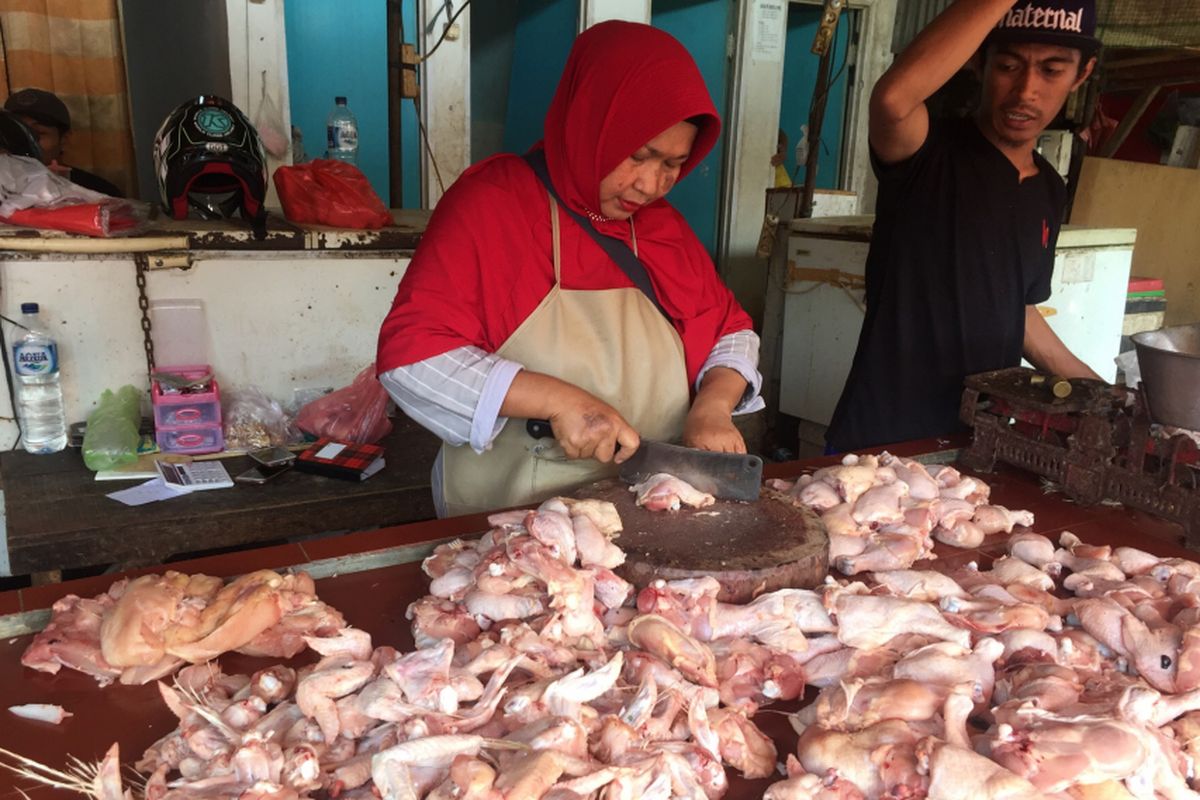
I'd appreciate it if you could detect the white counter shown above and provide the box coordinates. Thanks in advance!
[0,214,428,450]
[768,216,1137,431]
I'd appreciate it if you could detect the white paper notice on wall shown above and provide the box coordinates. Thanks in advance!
[752,0,786,63]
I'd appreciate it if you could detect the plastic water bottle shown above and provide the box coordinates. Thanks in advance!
[326,96,359,164]
[12,302,67,454]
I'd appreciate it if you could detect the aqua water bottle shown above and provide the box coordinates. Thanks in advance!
[12,302,67,454]
[326,96,359,164]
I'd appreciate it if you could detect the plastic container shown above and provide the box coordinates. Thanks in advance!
[148,299,223,454]
[12,302,67,453]
[155,423,224,455]
[325,96,359,164]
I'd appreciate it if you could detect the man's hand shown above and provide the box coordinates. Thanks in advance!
[682,366,748,454]
[47,160,71,178]
[869,0,1017,165]
[1023,305,1103,381]
[500,371,639,464]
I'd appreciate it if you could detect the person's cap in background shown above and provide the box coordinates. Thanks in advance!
[986,0,1101,57]
[3,88,70,131]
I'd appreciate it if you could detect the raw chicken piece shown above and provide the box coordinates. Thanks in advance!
[933,519,985,549]
[100,572,223,668]
[712,588,836,641]
[870,569,967,602]
[1007,532,1058,569]
[797,480,842,511]
[763,755,867,800]
[986,556,1056,592]
[706,707,777,779]
[1073,597,1181,692]
[989,714,1150,794]
[630,473,715,511]
[571,513,624,570]
[834,594,971,650]
[916,737,1049,799]
[559,497,623,536]
[811,463,879,505]
[972,505,1035,536]
[626,614,718,687]
[527,510,578,566]
[20,592,122,685]
[162,571,297,664]
[794,719,930,799]
[772,759,868,800]
[881,455,940,501]
[892,638,1004,703]
[834,531,926,575]
[851,482,909,526]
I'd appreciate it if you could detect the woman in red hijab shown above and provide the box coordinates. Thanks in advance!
[377,21,761,516]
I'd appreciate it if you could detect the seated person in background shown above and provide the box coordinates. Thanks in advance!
[4,88,123,197]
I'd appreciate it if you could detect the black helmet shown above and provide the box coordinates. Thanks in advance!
[153,95,267,235]
[0,110,42,160]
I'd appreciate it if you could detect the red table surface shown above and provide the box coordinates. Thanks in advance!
[0,443,1191,800]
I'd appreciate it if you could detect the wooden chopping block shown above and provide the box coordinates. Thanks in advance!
[572,478,828,603]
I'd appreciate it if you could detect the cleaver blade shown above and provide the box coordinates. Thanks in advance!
[618,440,763,503]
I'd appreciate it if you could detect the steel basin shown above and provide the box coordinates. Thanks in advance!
[1132,323,1200,430]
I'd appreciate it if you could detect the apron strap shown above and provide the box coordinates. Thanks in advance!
[549,194,562,284]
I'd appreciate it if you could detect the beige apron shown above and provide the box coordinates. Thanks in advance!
[442,194,690,516]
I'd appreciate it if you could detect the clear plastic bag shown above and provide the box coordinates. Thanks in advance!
[82,385,142,471]
[222,386,299,451]
[295,365,392,444]
[0,154,148,236]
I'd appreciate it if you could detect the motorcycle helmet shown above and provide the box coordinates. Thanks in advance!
[153,95,267,236]
[0,110,43,160]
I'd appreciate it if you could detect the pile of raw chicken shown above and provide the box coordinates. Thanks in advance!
[12,459,1200,800]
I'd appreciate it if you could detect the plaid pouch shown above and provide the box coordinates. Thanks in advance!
[295,438,385,481]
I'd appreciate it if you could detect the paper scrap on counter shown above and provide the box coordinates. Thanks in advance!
[106,477,187,506]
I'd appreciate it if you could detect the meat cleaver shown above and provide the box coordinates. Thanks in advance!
[618,440,764,502]
[525,419,763,501]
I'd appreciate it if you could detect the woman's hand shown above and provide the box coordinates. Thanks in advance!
[682,367,748,453]
[500,371,639,463]
[549,389,640,463]
[683,402,745,453]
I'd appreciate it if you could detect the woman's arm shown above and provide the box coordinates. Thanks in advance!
[683,366,749,453]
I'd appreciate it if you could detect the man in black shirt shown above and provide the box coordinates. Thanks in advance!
[826,0,1103,453]
[4,88,123,197]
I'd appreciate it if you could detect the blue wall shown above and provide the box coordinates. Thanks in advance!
[284,0,420,207]
[502,0,577,156]
[779,5,853,190]
[652,0,731,257]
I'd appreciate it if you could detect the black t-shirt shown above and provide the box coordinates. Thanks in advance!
[825,116,1066,453]
[68,166,123,198]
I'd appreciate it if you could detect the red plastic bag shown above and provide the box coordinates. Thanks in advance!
[273,159,392,229]
[3,201,146,237]
[295,365,393,444]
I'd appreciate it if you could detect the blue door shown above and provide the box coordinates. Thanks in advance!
[652,0,733,257]
[779,3,856,190]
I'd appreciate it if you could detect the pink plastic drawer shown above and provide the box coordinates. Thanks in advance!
[152,365,221,407]
[154,398,220,428]
[156,424,224,455]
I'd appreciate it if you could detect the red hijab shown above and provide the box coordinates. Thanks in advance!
[378,21,751,385]
[541,20,720,218]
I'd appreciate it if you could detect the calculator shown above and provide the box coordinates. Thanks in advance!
[156,459,234,491]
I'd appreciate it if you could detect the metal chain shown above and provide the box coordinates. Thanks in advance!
[134,254,156,377]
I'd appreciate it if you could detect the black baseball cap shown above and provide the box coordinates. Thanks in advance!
[3,88,70,131]
[986,0,1101,57]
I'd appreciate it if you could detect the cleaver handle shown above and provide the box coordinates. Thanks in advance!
[526,418,554,439]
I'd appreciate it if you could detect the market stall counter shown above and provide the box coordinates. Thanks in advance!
[0,439,1190,800]
[0,417,441,577]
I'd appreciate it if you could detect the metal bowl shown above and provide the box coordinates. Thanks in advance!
[1132,323,1200,431]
